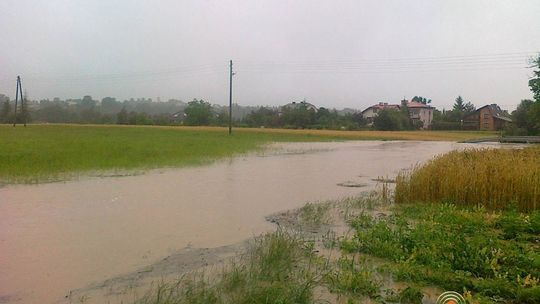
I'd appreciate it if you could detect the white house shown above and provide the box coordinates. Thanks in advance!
[361,102,401,124]
[406,101,434,129]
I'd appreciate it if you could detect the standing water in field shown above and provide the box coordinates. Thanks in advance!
[0,141,505,304]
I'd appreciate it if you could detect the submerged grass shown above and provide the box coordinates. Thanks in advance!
[135,229,321,304]
[0,125,330,183]
[0,124,494,183]
[395,147,540,211]
[298,202,332,226]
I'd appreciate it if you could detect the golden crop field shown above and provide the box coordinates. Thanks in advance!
[395,146,540,211]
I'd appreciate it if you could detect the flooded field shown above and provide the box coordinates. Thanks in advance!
[0,141,506,303]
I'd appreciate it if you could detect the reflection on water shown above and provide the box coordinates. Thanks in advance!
[0,141,512,303]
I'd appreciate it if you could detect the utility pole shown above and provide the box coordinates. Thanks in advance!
[13,76,20,127]
[20,79,26,127]
[229,60,234,135]
[12,76,26,127]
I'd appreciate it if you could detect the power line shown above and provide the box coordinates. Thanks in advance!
[0,51,537,85]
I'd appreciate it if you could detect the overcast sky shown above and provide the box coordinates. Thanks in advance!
[1,0,539,111]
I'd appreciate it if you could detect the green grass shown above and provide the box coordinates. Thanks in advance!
[135,229,321,304]
[0,125,334,183]
[0,124,494,184]
[324,256,382,299]
[342,203,540,303]
[298,202,332,226]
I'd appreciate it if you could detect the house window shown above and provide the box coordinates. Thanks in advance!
[483,113,489,119]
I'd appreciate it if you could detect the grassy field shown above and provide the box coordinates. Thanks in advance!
[342,202,540,304]
[395,147,540,211]
[0,124,495,183]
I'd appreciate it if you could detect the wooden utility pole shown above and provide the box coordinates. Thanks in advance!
[13,76,20,127]
[21,79,26,127]
[229,60,233,135]
[12,76,26,127]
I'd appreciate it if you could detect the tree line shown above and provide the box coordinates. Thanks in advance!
[1,54,539,132]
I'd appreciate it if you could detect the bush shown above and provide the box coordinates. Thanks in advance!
[373,109,405,131]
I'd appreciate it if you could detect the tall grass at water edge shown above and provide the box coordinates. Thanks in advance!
[395,146,540,211]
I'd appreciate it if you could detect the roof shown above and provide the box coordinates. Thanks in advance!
[171,111,186,118]
[361,103,400,113]
[407,101,434,108]
[282,101,318,111]
[477,104,512,122]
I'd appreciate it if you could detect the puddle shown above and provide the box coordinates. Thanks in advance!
[0,140,517,303]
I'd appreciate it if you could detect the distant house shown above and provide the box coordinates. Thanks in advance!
[281,100,318,112]
[362,100,434,129]
[406,101,434,129]
[170,110,186,123]
[361,102,401,124]
[463,104,512,131]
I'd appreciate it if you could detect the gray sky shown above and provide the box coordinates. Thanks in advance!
[1,0,539,111]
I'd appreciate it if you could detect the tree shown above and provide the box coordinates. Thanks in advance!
[280,104,316,129]
[373,109,404,131]
[453,96,465,112]
[0,100,11,123]
[244,107,279,127]
[399,103,414,130]
[33,104,76,123]
[520,54,540,135]
[184,99,213,126]
[451,96,475,121]
[101,97,122,114]
[350,112,367,128]
[411,96,432,104]
[18,94,31,124]
[80,95,96,110]
[80,108,101,123]
[529,54,540,103]
[116,107,129,124]
[463,102,476,114]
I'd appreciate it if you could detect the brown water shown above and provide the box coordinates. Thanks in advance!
[0,141,502,303]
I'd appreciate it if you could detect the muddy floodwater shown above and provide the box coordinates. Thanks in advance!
[0,141,508,303]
